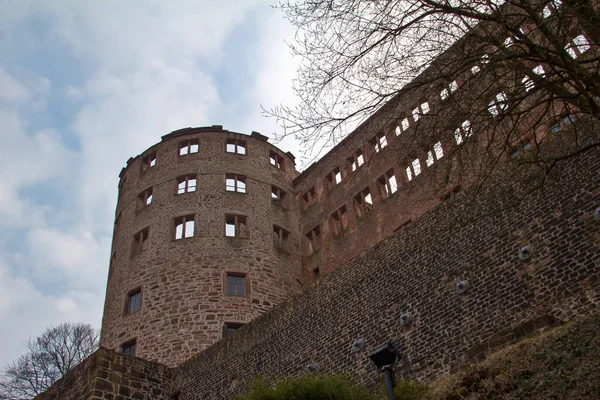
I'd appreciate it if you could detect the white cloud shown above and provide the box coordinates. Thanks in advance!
[0,0,303,368]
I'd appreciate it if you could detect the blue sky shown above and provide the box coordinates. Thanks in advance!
[0,0,301,366]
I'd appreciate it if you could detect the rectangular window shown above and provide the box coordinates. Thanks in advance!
[330,205,349,236]
[269,151,284,169]
[406,166,413,182]
[401,117,410,131]
[177,175,197,194]
[353,187,373,218]
[413,102,430,121]
[566,34,590,58]
[301,187,316,209]
[136,187,153,211]
[412,158,422,176]
[370,132,387,153]
[440,88,449,100]
[325,167,342,190]
[273,225,290,250]
[225,174,246,193]
[454,120,472,144]
[125,288,142,315]
[426,151,435,167]
[449,80,458,93]
[131,228,149,257]
[179,139,199,156]
[141,152,156,172]
[313,268,320,280]
[348,149,364,172]
[271,186,287,205]
[173,215,195,240]
[223,322,245,337]
[378,169,398,198]
[121,339,136,356]
[225,214,248,238]
[433,141,444,160]
[305,225,321,255]
[226,139,246,155]
[226,273,246,297]
[488,92,508,116]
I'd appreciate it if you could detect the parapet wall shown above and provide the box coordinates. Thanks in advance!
[172,149,600,398]
[34,347,172,400]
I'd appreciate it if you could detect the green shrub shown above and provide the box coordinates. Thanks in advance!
[236,374,376,400]
[391,381,430,400]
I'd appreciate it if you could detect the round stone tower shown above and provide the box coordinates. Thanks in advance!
[100,125,302,367]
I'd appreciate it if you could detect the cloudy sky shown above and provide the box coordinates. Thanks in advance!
[0,0,302,366]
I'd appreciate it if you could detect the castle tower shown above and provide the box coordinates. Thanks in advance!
[100,126,302,367]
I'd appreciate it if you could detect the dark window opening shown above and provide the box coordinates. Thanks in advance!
[131,228,149,257]
[121,339,136,356]
[125,288,142,315]
[223,322,245,337]
[301,187,316,209]
[226,274,246,297]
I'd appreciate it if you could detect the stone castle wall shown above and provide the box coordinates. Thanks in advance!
[171,148,600,398]
[100,126,303,367]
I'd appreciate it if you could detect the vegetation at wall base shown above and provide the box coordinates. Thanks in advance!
[428,314,600,399]
[236,314,600,400]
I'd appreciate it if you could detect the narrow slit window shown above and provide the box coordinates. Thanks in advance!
[353,187,373,218]
[395,126,401,136]
[179,140,199,156]
[225,214,248,238]
[226,139,246,155]
[177,175,197,194]
[225,174,246,193]
[173,215,195,240]
[406,166,413,182]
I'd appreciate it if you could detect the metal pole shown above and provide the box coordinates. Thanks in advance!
[383,366,396,400]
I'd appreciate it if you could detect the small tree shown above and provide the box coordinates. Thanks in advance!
[0,322,99,400]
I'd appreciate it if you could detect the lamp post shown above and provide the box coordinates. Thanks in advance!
[369,342,400,400]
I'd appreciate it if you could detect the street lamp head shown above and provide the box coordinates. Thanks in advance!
[369,342,400,370]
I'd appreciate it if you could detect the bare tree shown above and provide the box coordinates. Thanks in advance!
[0,323,99,400]
[269,0,600,175]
